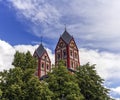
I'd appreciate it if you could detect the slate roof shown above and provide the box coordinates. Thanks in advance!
[35,44,46,57]
[67,68,76,73]
[40,75,48,80]
[61,30,73,44]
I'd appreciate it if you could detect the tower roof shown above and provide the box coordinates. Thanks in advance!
[35,44,46,57]
[61,30,73,44]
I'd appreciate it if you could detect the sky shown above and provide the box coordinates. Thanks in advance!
[0,0,120,99]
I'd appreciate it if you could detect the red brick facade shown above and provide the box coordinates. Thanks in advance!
[34,44,51,78]
[34,30,80,78]
[55,30,80,71]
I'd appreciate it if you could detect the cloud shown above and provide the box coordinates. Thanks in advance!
[0,39,54,71]
[5,0,120,52]
[45,48,54,64]
[0,40,15,71]
[14,45,38,55]
[65,0,120,52]
[8,0,60,23]
[80,48,120,81]
[111,87,120,99]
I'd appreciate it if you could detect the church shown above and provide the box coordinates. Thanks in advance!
[34,29,80,78]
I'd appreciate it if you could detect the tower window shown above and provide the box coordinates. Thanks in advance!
[57,54,60,60]
[42,63,44,68]
[60,42,63,47]
[75,52,77,58]
[45,56,47,60]
[63,51,66,57]
[70,50,73,56]
[71,61,74,68]
[47,64,49,70]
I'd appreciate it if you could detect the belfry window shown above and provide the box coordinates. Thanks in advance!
[57,54,60,60]
[47,64,49,70]
[70,50,73,56]
[63,51,66,57]
[71,61,74,68]
[75,52,77,58]
[42,63,44,68]
[45,56,47,60]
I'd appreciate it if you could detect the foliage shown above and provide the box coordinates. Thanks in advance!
[0,89,2,97]
[12,51,37,70]
[76,63,114,100]
[0,51,113,100]
[45,61,84,100]
[0,51,53,100]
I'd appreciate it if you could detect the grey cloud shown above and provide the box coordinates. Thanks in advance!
[6,0,120,51]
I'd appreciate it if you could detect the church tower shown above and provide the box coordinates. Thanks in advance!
[34,44,51,78]
[55,29,80,71]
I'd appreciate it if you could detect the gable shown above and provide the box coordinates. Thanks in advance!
[41,51,51,63]
[34,44,46,58]
[55,38,66,50]
[69,39,78,50]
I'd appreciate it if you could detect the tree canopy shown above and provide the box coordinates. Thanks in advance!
[0,51,114,100]
[76,63,113,100]
[0,51,53,100]
[45,61,84,100]
[12,51,37,70]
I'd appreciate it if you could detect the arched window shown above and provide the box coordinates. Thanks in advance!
[63,50,66,57]
[44,56,47,60]
[57,53,60,60]
[42,63,44,68]
[47,64,49,70]
[71,61,74,68]
[75,52,77,58]
[70,50,73,56]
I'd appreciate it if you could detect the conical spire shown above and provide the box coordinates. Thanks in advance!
[61,28,72,44]
[35,43,46,57]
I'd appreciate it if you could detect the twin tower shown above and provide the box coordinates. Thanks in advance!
[34,29,80,78]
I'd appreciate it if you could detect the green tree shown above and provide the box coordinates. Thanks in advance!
[45,61,84,100]
[0,51,53,100]
[76,63,114,100]
[12,51,37,70]
[0,89,2,97]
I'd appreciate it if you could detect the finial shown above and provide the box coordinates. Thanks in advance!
[41,36,43,44]
[64,24,67,31]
